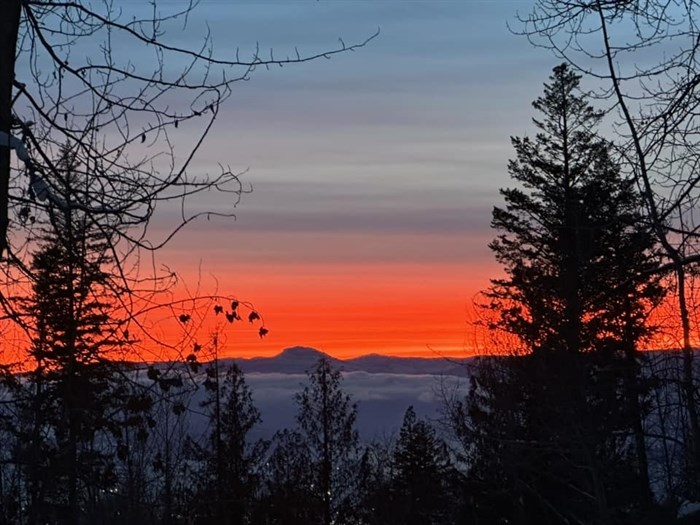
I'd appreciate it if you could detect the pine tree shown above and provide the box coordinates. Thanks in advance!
[193,362,266,525]
[355,440,395,525]
[467,64,665,524]
[295,357,359,525]
[487,63,662,358]
[392,406,452,525]
[18,152,127,525]
[262,429,316,525]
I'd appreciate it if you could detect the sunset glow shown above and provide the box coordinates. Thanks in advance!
[100,259,691,363]
[7,2,686,364]
[114,1,553,361]
[96,0,685,362]
[162,262,498,360]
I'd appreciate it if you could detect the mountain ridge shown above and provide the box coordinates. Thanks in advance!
[215,346,471,376]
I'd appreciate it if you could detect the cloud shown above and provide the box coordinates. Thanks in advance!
[178,206,490,236]
[239,371,466,440]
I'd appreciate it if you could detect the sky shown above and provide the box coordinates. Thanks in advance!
[130,1,557,360]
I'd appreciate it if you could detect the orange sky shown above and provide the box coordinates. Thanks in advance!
[122,4,695,362]
[1,255,694,366]
[120,2,547,362]
[6,4,692,364]
[132,261,497,361]
[120,261,696,362]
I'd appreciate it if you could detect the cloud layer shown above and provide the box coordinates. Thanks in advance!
[187,371,467,441]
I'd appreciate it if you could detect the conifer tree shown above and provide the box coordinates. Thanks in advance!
[392,406,452,525]
[355,440,395,525]
[295,357,359,525]
[466,64,665,524]
[487,63,662,358]
[262,429,316,525]
[193,362,266,525]
[17,150,129,525]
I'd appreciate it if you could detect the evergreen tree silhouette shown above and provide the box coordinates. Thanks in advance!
[18,151,129,525]
[392,406,452,525]
[193,362,266,525]
[465,64,665,525]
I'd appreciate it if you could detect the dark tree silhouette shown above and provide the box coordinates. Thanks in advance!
[519,0,700,499]
[262,429,317,525]
[460,63,665,525]
[487,63,663,359]
[296,357,360,525]
[391,406,452,525]
[15,152,130,525]
[355,439,396,525]
[262,357,361,525]
[192,362,266,525]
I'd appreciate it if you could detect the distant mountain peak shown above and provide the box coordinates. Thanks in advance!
[277,346,329,360]
[222,346,470,376]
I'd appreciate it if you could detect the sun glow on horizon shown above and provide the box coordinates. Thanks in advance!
[0,267,694,367]
[1,253,695,368]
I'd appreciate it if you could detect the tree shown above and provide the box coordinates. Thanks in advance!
[150,379,193,525]
[391,406,453,525]
[16,152,130,525]
[192,362,267,525]
[519,0,700,499]
[297,357,360,525]
[465,63,665,524]
[487,63,662,358]
[108,378,160,525]
[262,429,317,525]
[355,439,396,525]
[264,357,361,525]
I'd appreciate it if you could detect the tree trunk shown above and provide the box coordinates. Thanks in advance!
[621,298,653,505]
[0,0,21,260]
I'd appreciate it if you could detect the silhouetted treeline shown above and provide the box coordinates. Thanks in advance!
[0,354,465,525]
[1,351,697,525]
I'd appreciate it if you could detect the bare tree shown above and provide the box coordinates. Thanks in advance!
[0,1,376,354]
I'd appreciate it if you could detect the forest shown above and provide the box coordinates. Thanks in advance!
[2,1,700,524]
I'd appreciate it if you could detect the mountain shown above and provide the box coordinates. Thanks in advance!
[226,346,342,374]
[221,346,471,376]
[344,353,469,376]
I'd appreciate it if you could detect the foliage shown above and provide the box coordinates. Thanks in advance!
[191,362,267,525]
[519,0,700,500]
[15,155,132,524]
[260,357,360,525]
[391,406,453,525]
[262,429,317,525]
[464,63,666,525]
[486,63,663,356]
[295,357,360,525]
